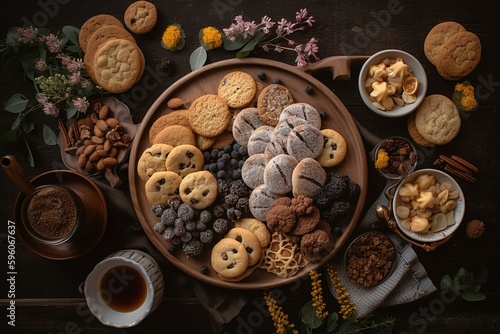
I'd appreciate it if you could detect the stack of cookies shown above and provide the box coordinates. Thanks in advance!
[424,21,481,80]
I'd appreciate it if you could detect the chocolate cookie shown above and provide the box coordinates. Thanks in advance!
[249,184,282,222]
[232,107,265,146]
[247,125,274,156]
[300,229,334,263]
[290,206,321,236]
[241,153,267,189]
[279,103,322,129]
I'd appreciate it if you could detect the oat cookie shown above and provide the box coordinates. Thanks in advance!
[435,31,481,80]
[124,1,158,34]
[210,131,235,149]
[279,103,322,129]
[232,107,265,146]
[225,227,262,266]
[257,84,294,126]
[165,144,204,177]
[152,124,196,147]
[93,38,144,93]
[414,94,461,145]
[218,71,257,108]
[211,238,249,278]
[235,218,271,248]
[137,143,174,181]
[79,14,124,53]
[145,171,182,205]
[189,94,231,137]
[287,123,324,161]
[148,110,191,144]
[316,129,347,168]
[195,134,216,151]
[424,21,466,66]
[179,171,218,209]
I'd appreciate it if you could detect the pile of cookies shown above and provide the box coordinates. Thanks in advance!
[79,1,158,93]
[407,94,461,147]
[424,21,481,80]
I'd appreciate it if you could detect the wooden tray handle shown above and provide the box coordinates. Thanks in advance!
[302,55,369,80]
[387,220,452,252]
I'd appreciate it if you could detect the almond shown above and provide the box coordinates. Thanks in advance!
[103,139,112,151]
[75,145,86,156]
[89,149,108,162]
[85,160,95,173]
[167,97,186,109]
[84,144,97,156]
[91,135,104,144]
[93,125,104,137]
[96,119,108,131]
[102,157,118,167]
[77,153,87,168]
[106,117,120,128]
[98,105,109,119]
[96,159,107,171]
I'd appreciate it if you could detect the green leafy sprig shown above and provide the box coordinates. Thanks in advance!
[440,267,489,302]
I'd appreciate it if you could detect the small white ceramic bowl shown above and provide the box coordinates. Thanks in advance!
[392,169,465,243]
[358,49,427,118]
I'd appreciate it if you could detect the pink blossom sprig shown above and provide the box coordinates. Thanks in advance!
[222,8,319,67]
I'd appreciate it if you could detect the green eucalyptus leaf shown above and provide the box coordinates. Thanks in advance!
[21,121,35,134]
[299,301,323,329]
[6,27,19,44]
[460,290,486,302]
[223,36,250,51]
[66,45,82,54]
[440,275,453,291]
[24,137,35,167]
[326,312,339,333]
[4,93,29,113]
[21,57,36,82]
[189,46,207,71]
[43,124,57,145]
[0,129,19,146]
[66,105,78,119]
[62,26,80,47]
[236,32,265,59]
[475,269,489,284]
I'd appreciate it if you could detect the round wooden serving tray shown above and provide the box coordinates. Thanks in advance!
[129,57,368,289]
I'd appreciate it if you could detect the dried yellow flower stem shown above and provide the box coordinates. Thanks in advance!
[326,264,357,320]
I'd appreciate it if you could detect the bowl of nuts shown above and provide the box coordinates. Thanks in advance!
[392,169,465,243]
[358,49,427,118]
[344,231,396,287]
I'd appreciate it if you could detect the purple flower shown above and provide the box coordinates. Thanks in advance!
[35,59,47,72]
[37,96,59,117]
[67,72,81,85]
[44,34,62,53]
[72,97,89,113]
[16,26,37,43]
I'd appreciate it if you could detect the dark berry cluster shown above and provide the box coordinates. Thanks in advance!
[202,143,248,182]
[151,196,215,257]
[210,179,250,226]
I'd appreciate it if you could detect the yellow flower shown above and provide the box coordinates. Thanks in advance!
[264,290,298,334]
[326,264,357,320]
[375,149,389,169]
[309,270,329,319]
[453,81,477,112]
[461,95,477,111]
[161,24,185,51]
[199,26,223,50]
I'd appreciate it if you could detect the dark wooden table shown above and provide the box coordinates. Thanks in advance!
[1,1,499,333]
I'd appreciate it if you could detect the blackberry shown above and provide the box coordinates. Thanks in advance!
[154,222,167,234]
[161,208,177,225]
[151,204,165,217]
[199,229,214,244]
[333,226,343,235]
[347,182,360,203]
[319,111,327,119]
[257,70,266,80]
[211,149,220,159]
[225,193,239,206]
[232,169,241,180]
[322,201,351,224]
[181,231,193,243]
[174,218,185,227]
[218,179,230,197]
[191,230,200,239]
[230,179,249,197]
[196,220,207,231]
[217,160,226,170]
[178,203,195,221]
[162,226,175,240]
[212,205,226,218]
[226,207,242,222]
[304,86,313,94]
[235,197,249,213]
[171,236,182,246]
[217,170,227,180]
[272,78,282,84]
[213,218,230,234]
[182,239,204,257]
[167,244,176,254]
[238,145,247,156]
[185,220,196,231]
[174,225,186,237]
[200,265,209,275]
[199,210,212,224]
[167,196,182,211]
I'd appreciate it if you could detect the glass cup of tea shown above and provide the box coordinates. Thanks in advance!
[84,249,164,328]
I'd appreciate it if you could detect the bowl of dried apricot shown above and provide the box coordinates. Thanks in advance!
[358,49,427,118]
[392,169,465,243]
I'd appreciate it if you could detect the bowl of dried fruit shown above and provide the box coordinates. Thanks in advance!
[344,231,396,287]
[392,169,465,243]
[358,49,427,118]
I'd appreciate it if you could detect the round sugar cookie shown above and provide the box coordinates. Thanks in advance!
[189,94,231,137]
[424,21,466,66]
[435,31,481,80]
[218,71,257,108]
[79,14,124,53]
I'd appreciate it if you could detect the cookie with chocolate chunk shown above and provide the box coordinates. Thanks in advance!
[165,144,204,177]
[179,171,218,209]
[257,84,294,126]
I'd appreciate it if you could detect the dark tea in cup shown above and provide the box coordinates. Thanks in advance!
[99,265,148,312]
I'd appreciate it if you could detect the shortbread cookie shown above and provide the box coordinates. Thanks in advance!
[145,171,182,205]
[292,158,327,198]
[93,38,144,93]
[232,107,265,146]
[247,125,274,156]
[84,25,136,82]
[165,144,204,177]
[287,123,324,161]
[279,103,322,129]
[225,227,262,266]
[257,84,294,126]
[264,154,298,195]
[152,124,196,147]
[218,71,257,108]
[179,171,218,209]
[195,134,216,151]
[407,112,434,147]
[316,129,347,168]
[241,153,267,189]
[235,218,271,248]
[414,94,461,145]
[137,143,174,181]
[435,31,481,80]
[79,14,124,53]
[424,21,466,66]
[189,94,231,137]
[249,184,282,222]
[211,238,249,278]
[272,116,308,146]
[124,1,158,34]
[148,110,191,144]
